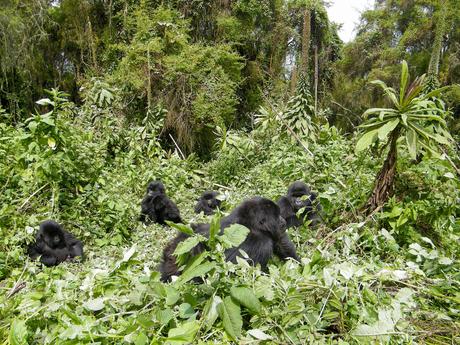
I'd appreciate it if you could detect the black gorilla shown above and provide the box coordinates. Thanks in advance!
[28,220,84,267]
[139,181,183,225]
[194,191,222,215]
[277,181,322,228]
[160,197,299,282]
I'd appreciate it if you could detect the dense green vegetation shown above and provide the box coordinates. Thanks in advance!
[1,0,459,344]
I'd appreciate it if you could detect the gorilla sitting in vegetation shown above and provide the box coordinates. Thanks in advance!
[139,181,183,225]
[160,197,299,282]
[28,220,84,267]
[194,191,222,215]
[277,181,322,228]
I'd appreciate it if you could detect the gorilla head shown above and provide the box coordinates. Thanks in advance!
[147,181,166,195]
[140,180,182,225]
[28,220,84,267]
[278,181,322,228]
[159,197,298,282]
[194,191,222,215]
[40,221,66,249]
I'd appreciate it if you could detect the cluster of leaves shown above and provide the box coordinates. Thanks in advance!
[356,61,453,159]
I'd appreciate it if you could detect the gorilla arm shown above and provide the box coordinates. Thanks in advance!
[274,232,300,261]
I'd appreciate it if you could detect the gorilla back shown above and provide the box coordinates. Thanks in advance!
[159,197,299,282]
[28,220,83,267]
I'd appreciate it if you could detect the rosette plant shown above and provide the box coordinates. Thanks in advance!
[356,61,453,213]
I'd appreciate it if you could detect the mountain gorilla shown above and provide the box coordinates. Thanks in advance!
[28,220,84,267]
[194,191,222,215]
[277,181,322,228]
[139,181,183,225]
[160,197,299,282]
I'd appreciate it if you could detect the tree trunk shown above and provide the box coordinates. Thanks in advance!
[314,44,319,115]
[300,7,311,75]
[147,46,152,110]
[364,129,399,214]
[290,65,298,96]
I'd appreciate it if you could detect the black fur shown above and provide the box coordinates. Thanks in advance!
[277,181,322,228]
[139,181,182,225]
[28,220,83,267]
[194,191,222,215]
[159,197,299,282]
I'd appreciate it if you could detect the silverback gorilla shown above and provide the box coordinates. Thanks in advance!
[277,181,322,228]
[28,220,83,267]
[160,197,299,282]
[194,191,222,215]
[139,181,183,225]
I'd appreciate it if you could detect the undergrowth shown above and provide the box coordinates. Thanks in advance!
[0,93,459,344]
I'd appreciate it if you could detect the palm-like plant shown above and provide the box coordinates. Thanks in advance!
[356,61,453,213]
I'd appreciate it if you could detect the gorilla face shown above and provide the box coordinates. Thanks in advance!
[40,221,66,249]
[293,197,306,209]
[288,181,311,197]
[147,181,166,196]
[278,181,322,228]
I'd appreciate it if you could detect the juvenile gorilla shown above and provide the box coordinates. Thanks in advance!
[160,197,299,282]
[194,191,222,215]
[139,181,183,225]
[277,181,322,228]
[28,220,84,267]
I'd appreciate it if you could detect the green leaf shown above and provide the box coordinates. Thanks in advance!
[378,119,399,141]
[47,137,56,149]
[202,295,223,330]
[83,298,105,311]
[208,214,221,247]
[177,250,206,273]
[28,121,38,133]
[175,261,215,286]
[230,286,261,315]
[362,108,397,119]
[403,76,425,106]
[400,60,409,103]
[9,320,28,345]
[41,115,55,126]
[405,128,418,160]
[217,296,242,340]
[157,308,174,325]
[62,308,83,325]
[352,310,396,336]
[219,224,250,248]
[36,98,54,106]
[134,332,149,345]
[401,113,408,126]
[422,85,451,100]
[165,286,180,305]
[433,134,451,145]
[355,129,379,152]
[114,244,136,269]
[166,320,200,345]
[247,329,272,340]
[166,222,194,235]
[173,236,202,256]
